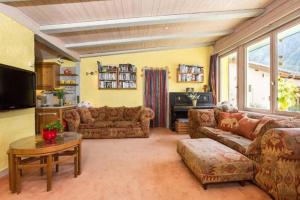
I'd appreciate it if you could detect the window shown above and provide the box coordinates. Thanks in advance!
[277,24,300,112]
[246,38,271,110]
[219,52,238,106]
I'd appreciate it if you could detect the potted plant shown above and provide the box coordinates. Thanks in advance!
[186,92,200,107]
[54,88,65,106]
[43,120,64,142]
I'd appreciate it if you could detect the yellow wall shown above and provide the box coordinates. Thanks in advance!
[0,13,35,172]
[80,47,213,107]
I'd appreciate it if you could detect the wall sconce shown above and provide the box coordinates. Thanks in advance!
[86,71,98,76]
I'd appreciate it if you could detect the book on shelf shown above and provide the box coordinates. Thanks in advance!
[178,64,203,74]
[99,81,117,88]
[98,73,117,80]
[118,81,136,88]
[119,64,136,72]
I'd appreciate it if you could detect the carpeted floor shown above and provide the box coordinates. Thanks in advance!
[0,128,271,200]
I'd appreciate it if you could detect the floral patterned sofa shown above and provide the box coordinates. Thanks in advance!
[63,106,154,139]
[187,108,300,200]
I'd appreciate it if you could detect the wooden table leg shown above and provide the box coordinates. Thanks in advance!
[78,143,81,175]
[15,157,21,194]
[8,152,15,193]
[46,155,52,192]
[74,147,78,178]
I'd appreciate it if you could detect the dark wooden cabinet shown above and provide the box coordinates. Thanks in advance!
[169,92,215,130]
[35,62,60,90]
[35,106,76,134]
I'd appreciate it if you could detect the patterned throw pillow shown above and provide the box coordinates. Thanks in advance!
[123,106,142,121]
[234,117,260,140]
[194,109,216,127]
[77,108,95,124]
[105,107,125,121]
[218,112,244,132]
[89,107,106,121]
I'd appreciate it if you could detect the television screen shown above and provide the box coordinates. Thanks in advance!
[0,64,36,110]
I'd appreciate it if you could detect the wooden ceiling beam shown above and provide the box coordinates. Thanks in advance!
[80,42,215,57]
[65,30,232,49]
[40,9,264,34]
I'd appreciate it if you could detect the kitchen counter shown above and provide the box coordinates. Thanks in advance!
[36,105,76,109]
[35,105,77,134]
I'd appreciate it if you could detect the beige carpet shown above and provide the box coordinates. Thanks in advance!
[0,128,271,200]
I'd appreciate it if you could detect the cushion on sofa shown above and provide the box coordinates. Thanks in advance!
[93,120,114,128]
[89,107,107,121]
[105,107,125,121]
[234,117,260,140]
[193,109,216,128]
[113,121,141,128]
[77,108,95,124]
[218,112,244,132]
[123,106,142,121]
[199,126,252,154]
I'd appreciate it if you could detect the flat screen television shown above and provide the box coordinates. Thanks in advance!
[0,64,36,110]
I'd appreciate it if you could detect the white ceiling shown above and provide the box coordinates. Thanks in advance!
[2,0,275,60]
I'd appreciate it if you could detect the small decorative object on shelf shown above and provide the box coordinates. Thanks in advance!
[42,120,63,142]
[54,88,65,106]
[186,92,200,107]
[177,64,204,82]
[186,88,194,93]
[203,84,208,92]
[63,68,72,75]
[98,61,137,89]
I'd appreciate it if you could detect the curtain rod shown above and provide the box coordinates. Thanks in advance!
[141,66,171,79]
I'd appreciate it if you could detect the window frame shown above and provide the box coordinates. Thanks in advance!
[218,49,239,106]
[273,19,300,116]
[243,34,272,113]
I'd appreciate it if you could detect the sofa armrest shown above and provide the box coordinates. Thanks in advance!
[139,108,154,136]
[188,109,216,138]
[255,128,300,199]
[63,109,81,132]
[261,128,300,159]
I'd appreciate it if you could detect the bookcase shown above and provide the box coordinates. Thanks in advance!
[177,64,204,83]
[98,63,137,89]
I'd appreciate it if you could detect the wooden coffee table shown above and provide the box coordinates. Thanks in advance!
[7,132,82,193]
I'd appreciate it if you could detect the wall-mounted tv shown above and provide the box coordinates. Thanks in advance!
[0,63,36,110]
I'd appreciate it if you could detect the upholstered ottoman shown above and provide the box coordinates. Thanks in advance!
[177,138,253,189]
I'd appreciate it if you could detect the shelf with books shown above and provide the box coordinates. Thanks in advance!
[177,64,204,83]
[97,62,137,89]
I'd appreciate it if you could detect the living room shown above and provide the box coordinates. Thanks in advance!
[0,0,299,200]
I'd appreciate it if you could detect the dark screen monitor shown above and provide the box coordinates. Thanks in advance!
[0,63,36,110]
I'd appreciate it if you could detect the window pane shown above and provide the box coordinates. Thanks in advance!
[220,52,237,106]
[246,38,271,109]
[277,24,300,112]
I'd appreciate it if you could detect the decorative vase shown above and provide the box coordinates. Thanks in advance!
[42,129,57,142]
[59,98,64,106]
[192,99,197,107]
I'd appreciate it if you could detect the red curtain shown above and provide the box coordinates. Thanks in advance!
[209,54,218,104]
[144,69,168,127]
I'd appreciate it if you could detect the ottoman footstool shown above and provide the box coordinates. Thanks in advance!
[177,138,254,189]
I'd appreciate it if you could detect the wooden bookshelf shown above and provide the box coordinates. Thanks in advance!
[98,63,137,89]
[177,64,204,83]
